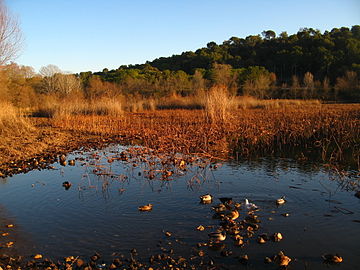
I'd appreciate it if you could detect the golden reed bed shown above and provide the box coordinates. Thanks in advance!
[1,100,359,171]
[53,104,360,169]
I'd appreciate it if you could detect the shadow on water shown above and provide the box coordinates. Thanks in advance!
[0,144,359,269]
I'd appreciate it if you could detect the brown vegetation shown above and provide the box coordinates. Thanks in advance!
[205,85,235,123]
[32,97,123,118]
[0,101,32,135]
[1,98,359,173]
[53,103,360,168]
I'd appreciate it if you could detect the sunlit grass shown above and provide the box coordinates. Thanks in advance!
[32,97,123,118]
[53,104,360,169]
[0,101,33,135]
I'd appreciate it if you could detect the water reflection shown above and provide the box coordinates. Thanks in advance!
[0,144,359,269]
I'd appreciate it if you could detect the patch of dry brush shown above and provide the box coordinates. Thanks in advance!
[54,104,360,169]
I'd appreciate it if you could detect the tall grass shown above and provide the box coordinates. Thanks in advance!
[234,96,321,109]
[31,92,323,120]
[122,97,156,112]
[0,102,33,135]
[55,98,123,118]
[156,93,204,110]
[33,97,124,118]
[54,104,360,169]
[205,85,235,123]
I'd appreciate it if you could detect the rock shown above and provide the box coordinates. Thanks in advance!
[138,204,153,211]
[90,252,101,261]
[275,251,291,267]
[322,254,343,264]
[76,258,85,267]
[257,236,266,244]
[279,255,291,266]
[65,256,75,262]
[5,241,14,247]
[62,181,72,190]
[239,254,249,265]
[196,225,205,231]
[34,254,43,259]
[68,160,75,166]
[273,232,283,242]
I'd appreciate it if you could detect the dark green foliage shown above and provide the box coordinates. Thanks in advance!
[77,26,360,101]
[148,26,360,82]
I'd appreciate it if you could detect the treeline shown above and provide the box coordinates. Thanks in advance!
[81,25,360,101]
[148,26,360,82]
[0,26,360,108]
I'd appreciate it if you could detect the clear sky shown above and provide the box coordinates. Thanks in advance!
[6,0,360,73]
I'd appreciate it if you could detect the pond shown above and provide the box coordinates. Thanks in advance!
[0,144,359,269]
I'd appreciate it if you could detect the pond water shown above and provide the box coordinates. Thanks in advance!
[0,145,359,269]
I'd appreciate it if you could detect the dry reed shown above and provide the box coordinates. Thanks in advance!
[157,93,204,110]
[0,101,33,135]
[54,104,360,169]
[205,85,235,123]
[33,98,123,118]
[234,96,321,109]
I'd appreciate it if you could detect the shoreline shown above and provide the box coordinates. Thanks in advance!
[1,108,359,270]
[1,106,360,177]
[0,118,127,177]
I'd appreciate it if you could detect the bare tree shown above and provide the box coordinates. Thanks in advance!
[56,73,81,95]
[0,0,23,65]
[40,64,81,95]
[39,64,62,93]
[39,64,61,77]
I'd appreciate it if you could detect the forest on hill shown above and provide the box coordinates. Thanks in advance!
[1,25,360,109]
[84,26,360,100]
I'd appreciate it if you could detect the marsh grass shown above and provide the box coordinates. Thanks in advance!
[205,85,236,123]
[32,98,124,118]
[31,92,322,119]
[2,90,359,171]
[157,93,204,110]
[54,104,360,169]
[0,102,33,135]
[56,98,123,118]
[234,96,321,109]
[122,97,156,112]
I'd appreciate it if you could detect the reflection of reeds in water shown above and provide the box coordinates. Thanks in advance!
[73,146,216,197]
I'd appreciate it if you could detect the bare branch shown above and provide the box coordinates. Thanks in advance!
[0,0,23,65]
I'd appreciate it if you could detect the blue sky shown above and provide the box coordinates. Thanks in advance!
[6,0,360,73]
